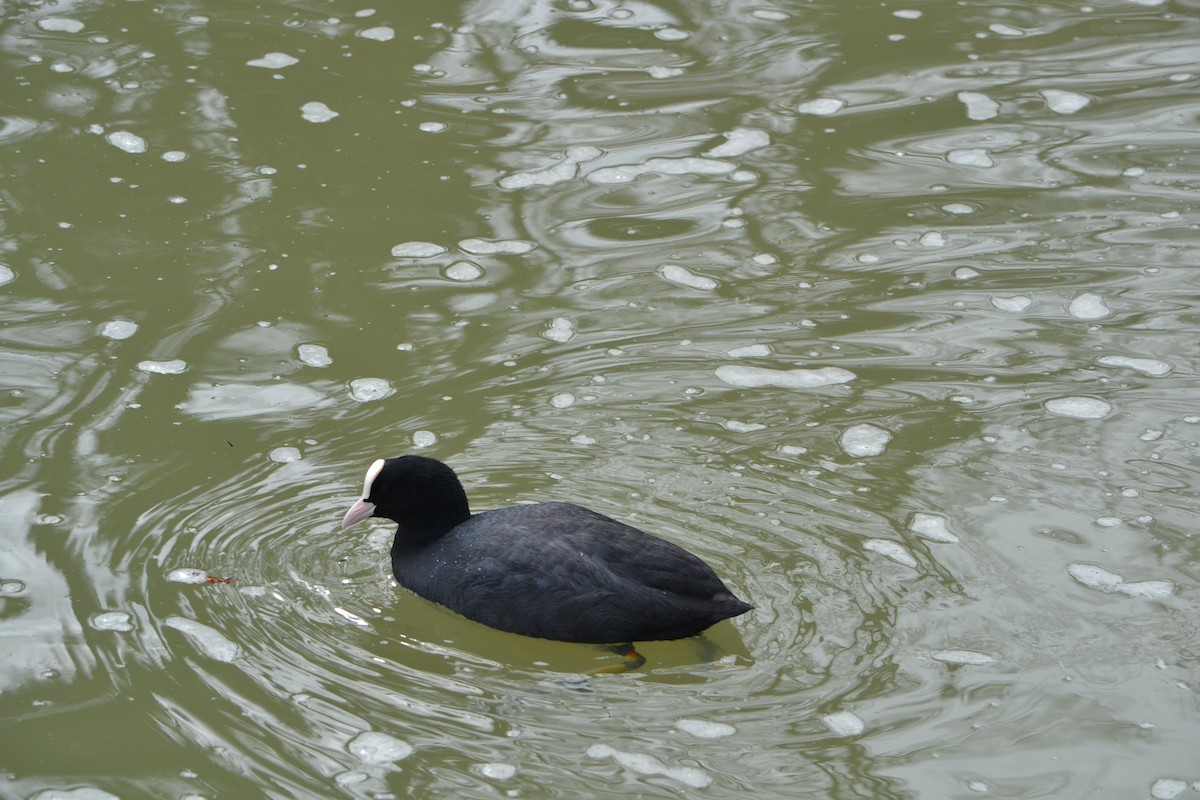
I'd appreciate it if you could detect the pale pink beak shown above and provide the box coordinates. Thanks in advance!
[341,498,376,529]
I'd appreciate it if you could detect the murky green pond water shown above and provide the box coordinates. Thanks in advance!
[2,0,1198,797]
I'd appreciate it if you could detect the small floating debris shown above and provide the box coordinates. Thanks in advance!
[542,317,576,343]
[349,378,394,402]
[908,512,959,543]
[358,26,395,41]
[90,611,134,632]
[390,241,447,258]
[166,568,209,584]
[1067,563,1174,599]
[412,430,437,448]
[1096,355,1171,377]
[957,91,999,121]
[269,446,302,463]
[990,295,1031,313]
[674,718,736,738]
[347,731,413,764]
[300,101,338,123]
[797,98,845,116]
[1044,396,1112,419]
[863,538,917,568]
[659,264,717,290]
[715,365,856,389]
[458,238,536,255]
[136,359,187,374]
[106,131,147,154]
[821,711,866,736]
[1067,292,1110,320]
[1041,89,1091,114]
[839,424,891,457]
[247,52,298,69]
[100,320,138,340]
[297,344,332,367]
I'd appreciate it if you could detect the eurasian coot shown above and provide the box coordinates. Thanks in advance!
[341,455,752,667]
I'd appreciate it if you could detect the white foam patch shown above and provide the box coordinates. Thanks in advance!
[412,430,437,448]
[1068,292,1110,319]
[247,52,298,69]
[932,650,995,666]
[821,711,866,736]
[0,265,14,286]
[269,446,302,463]
[674,718,736,738]
[30,788,119,799]
[1044,396,1111,419]
[1097,355,1171,377]
[1042,89,1091,114]
[659,264,717,290]
[359,26,395,41]
[705,127,770,158]
[715,365,856,389]
[166,568,209,584]
[864,539,917,568]
[654,27,690,41]
[587,157,735,184]
[106,131,147,154]
[297,343,332,367]
[947,148,994,167]
[444,261,483,281]
[499,145,603,189]
[919,231,945,248]
[542,317,576,343]
[752,9,790,21]
[942,203,975,215]
[419,121,447,133]
[727,344,771,358]
[38,17,86,33]
[100,320,138,340]
[90,611,134,632]
[458,238,536,255]
[349,378,394,402]
[570,434,596,445]
[957,91,999,120]
[160,150,187,162]
[991,295,1031,312]
[348,731,413,764]
[1150,779,1189,799]
[391,241,447,258]
[797,98,845,116]
[586,744,711,789]
[647,65,685,79]
[550,393,575,409]
[163,616,239,662]
[137,359,187,374]
[954,267,980,280]
[1068,563,1174,599]
[909,512,959,543]
[300,101,338,123]
[477,762,516,779]
[723,420,766,432]
[839,424,891,457]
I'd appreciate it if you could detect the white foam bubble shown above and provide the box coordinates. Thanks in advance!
[820,711,865,736]
[991,295,1031,312]
[1068,292,1110,319]
[300,101,338,123]
[107,131,147,154]
[947,148,994,167]
[957,91,999,120]
[864,539,917,568]
[587,157,735,184]
[163,616,239,662]
[247,52,298,69]
[647,65,686,78]
[954,267,980,280]
[458,238,535,255]
[1044,396,1111,419]
[349,378,394,402]
[1150,779,1189,800]
[751,9,789,20]
[542,317,576,343]
[359,26,394,41]
[894,8,922,18]
[550,393,575,409]
[444,261,483,281]
[839,424,891,457]
[942,203,976,215]
[166,568,209,584]
[919,231,945,248]
[1068,563,1174,599]
[1096,355,1170,377]
[797,98,845,116]
[570,434,596,445]
[705,127,770,158]
[586,744,711,789]
[674,718,736,738]
[0,265,14,286]
[90,611,134,632]
[724,420,766,432]
[715,365,856,389]
[932,649,995,666]
[137,359,187,374]
[100,320,138,340]
[498,146,603,189]
[1042,89,1091,114]
[38,17,86,33]
[654,27,691,41]
[909,512,959,543]
[348,731,413,764]
[727,344,771,358]
[297,343,332,367]
[269,446,302,463]
[419,121,447,133]
[659,264,717,290]
[780,444,807,455]
[477,762,516,779]
[412,430,437,448]
[391,241,447,258]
